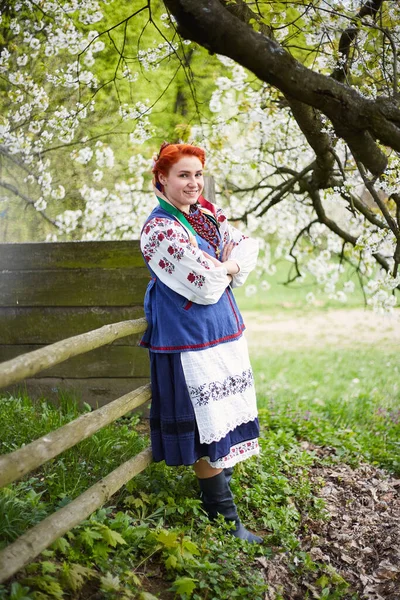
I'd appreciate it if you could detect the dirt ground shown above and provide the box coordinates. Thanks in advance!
[242,308,400,351]
[259,444,400,600]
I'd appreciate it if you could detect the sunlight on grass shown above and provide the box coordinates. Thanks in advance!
[234,258,367,313]
[253,348,400,473]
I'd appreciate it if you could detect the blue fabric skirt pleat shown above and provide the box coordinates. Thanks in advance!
[149,351,259,467]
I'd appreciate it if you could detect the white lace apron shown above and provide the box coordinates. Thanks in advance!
[180,335,258,441]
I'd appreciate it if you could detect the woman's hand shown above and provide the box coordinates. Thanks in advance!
[203,242,240,276]
[221,240,235,262]
[202,252,221,268]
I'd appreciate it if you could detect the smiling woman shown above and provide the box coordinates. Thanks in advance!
[139,142,262,543]
[158,155,204,213]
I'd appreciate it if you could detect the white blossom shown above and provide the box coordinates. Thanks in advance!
[34,197,47,211]
[71,147,93,164]
[95,142,114,169]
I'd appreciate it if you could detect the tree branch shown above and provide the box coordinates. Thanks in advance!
[218,1,338,188]
[345,192,387,230]
[285,219,319,284]
[164,0,400,175]
[0,182,59,228]
[309,186,391,273]
[284,97,336,188]
[356,160,400,238]
[331,0,384,83]
[256,163,315,218]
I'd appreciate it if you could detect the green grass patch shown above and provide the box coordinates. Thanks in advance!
[233,256,367,313]
[1,337,398,598]
[253,347,400,474]
[0,391,354,599]
[0,392,146,544]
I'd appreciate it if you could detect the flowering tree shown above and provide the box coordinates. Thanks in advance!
[1,0,399,311]
[163,0,400,311]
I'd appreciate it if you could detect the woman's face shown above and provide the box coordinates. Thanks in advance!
[159,155,204,214]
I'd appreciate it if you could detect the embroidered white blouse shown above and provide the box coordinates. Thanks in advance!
[140,207,258,305]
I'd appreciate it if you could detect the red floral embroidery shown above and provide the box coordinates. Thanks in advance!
[159,257,174,274]
[142,220,188,263]
[222,439,259,463]
[196,256,211,269]
[167,244,184,261]
[144,217,170,235]
[217,213,227,223]
[143,230,165,262]
[187,272,206,288]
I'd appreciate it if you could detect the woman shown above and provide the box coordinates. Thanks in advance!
[139,142,262,543]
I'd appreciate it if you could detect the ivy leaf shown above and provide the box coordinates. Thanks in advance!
[23,576,63,599]
[170,576,198,598]
[100,572,120,592]
[9,582,33,600]
[139,593,159,600]
[182,539,200,556]
[80,527,103,547]
[101,526,127,547]
[41,561,57,574]
[165,554,178,570]
[92,542,111,560]
[124,495,144,508]
[156,530,178,548]
[62,563,95,592]
[131,524,150,540]
[51,537,70,555]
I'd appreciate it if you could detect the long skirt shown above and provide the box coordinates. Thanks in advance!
[149,336,260,468]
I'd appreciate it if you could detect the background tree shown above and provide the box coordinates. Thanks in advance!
[1,0,399,311]
[163,0,400,310]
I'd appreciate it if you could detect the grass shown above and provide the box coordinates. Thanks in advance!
[253,348,400,474]
[0,393,147,545]
[233,254,387,313]
[1,338,399,598]
[0,268,399,598]
[0,395,330,599]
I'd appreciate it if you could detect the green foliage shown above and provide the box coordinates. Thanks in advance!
[0,0,231,243]
[0,392,147,545]
[1,339,398,599]
[0,482,49,548]
[169,576,198,598]
[254,347,400,474]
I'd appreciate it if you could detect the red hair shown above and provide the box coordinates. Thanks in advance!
[152,143,206,188]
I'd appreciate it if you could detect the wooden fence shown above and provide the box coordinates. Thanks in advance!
[0,316,153,583]
[0,240,150,407]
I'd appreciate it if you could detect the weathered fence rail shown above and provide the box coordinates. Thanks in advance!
[0,382,151,489]
[0,317,148,389]
[0,446,153,583]
[0,316,152,584]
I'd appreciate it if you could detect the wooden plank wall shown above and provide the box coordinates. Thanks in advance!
[0,241,150,408]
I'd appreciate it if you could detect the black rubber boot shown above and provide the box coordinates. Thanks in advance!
[224,466,234,486]
[198,471,262,544]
